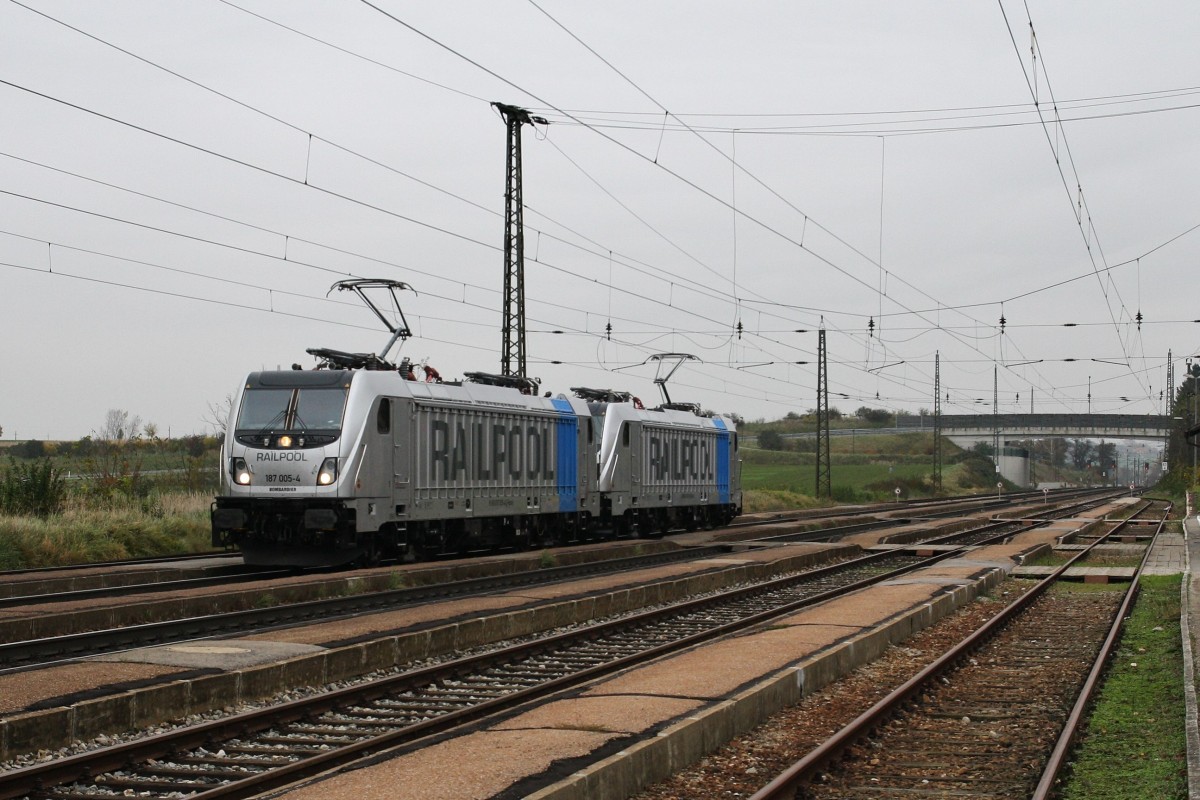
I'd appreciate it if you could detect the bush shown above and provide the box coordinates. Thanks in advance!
[864,475,932,497]
[0,458,66,517]
[855,407,893,425]
[10,439,47,459]
[830,485,869,503]
[955,454,1000,489]
[743,489,828,513]
[757,429,787,451]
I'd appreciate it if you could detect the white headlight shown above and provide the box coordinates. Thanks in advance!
[317,457,338,486]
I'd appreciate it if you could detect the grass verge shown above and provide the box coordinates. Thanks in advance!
[0,491,212,569]
[1058,574,1187,799]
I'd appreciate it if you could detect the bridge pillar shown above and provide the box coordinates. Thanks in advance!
[997,447,1031,487]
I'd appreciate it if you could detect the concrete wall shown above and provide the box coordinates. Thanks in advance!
[997,449,1031,487]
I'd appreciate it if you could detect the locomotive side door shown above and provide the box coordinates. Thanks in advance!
[366,396,395,500]
[628,418,642,495]
[392,398,413,514]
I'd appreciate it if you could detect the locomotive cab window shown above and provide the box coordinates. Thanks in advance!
[236,389,292,431]
[235,387,348,432]
[377,398,391,434]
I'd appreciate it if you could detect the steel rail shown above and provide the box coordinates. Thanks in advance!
[728,486,1110,534]
[751,489,1121,546]
[0,567,295,610]
[0,550,235,578]
[0,545,729,670]
[747,499,1167,800]
[1031,503,1172,798]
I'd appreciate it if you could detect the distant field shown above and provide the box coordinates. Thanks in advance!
[742,460,935,498]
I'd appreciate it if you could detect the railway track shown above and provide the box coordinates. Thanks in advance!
[0,551,237,580]
[0,566,295,610]
[0,545,730,670]
[0,497,1131,799]
[0,492,1120,670]
[0,549,947,799]
[733,487,1112,543]
[748,501,1168,800]
[754,488,1123,547]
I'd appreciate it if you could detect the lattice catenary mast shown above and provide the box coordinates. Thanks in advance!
[933,351,943,493]
[815,326,832,498]
[493,102,547,377]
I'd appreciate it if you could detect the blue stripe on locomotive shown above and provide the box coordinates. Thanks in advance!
[713,418,731,504]
[551,398,579,512]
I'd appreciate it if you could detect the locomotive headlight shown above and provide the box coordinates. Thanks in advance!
[278,435,293,448]
[317,457,338,486]
[231,457,251,485]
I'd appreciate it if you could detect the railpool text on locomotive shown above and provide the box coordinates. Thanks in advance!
[647,433,716,482]
[255,452,310,462]
[429,420,557,481]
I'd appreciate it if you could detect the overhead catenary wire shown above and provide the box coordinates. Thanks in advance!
[194,3,1161,412]
[540,82,1200,122]
[1,6,938,405]
[2,2,828,353]
[1,3,1181,422]
[531,98,1200,138]
[997,0,1149,406]
[512,0,1089,410]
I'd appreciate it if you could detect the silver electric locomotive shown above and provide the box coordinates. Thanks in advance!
[211,280,741,566]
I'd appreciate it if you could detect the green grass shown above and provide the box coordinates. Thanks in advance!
[1058,575,1187,800]
[743,459,931,491]
[743,489,832,514]
[0,491,212,569]
[741,458,939,509]
[1023,551,1146,569]
[1052,581,1129,596]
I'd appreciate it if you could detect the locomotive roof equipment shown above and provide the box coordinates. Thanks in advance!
[646,353,700,409]
[462,371,541,394]
[306,279,415,371]
[571,387,634,403]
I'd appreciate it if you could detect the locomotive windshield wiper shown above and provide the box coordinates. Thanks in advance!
[254,409,288,436]
[252,389,301,433]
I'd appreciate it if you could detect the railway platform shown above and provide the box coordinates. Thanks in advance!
[0,540,851,761]
[271,513,1117,800]
[1182,513,1200,800]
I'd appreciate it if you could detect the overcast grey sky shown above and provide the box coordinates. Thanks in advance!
[2,1,1198,440]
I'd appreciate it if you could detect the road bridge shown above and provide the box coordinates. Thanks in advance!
[897,413,1171,443]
